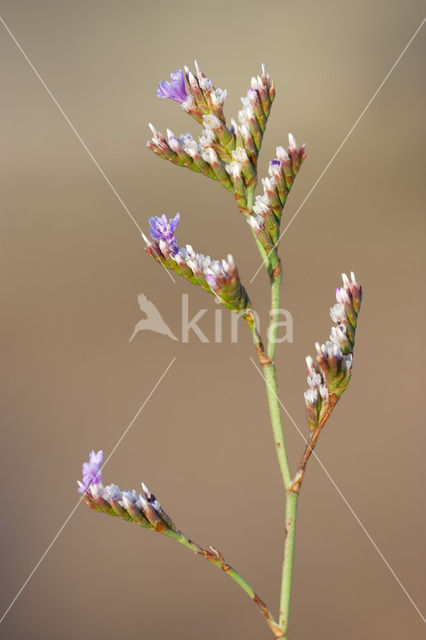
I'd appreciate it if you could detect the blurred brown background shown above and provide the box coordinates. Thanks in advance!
[1,1,425,638]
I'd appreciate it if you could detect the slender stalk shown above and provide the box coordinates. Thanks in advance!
[261,265,292,492]
[264,265,299,634]
[163,529,284,638]
[245,183,297,636]
[290,394,338,493]
[279,492,298,631]
[262,361,292,490]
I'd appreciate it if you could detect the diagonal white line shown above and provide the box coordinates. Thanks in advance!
[250,357,426,623]
[0,356,176,625]
[0,15,176,284]
[250,17,426,284]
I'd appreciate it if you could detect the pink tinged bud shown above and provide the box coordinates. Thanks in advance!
[269,160,288,206]
[276,146,294,189]
[170,251,196,283]
[181,137,215,179]
[240,124,257,165]
[204,254,251,312]
[299,143,307,164]
[203,114,235,154]
[202,148,233,192]
[181,95,204,123]
[306,355,317,377]
[336,286,356,329]
[140,483,177,532]
[253,196,279,244]
[186,70,209,111]
[247,88,267,131]
[209,88,227,121]
[247,216,275,253]
[212,88,227,106]
[232,119,244,149]
[288,133,301,174]
[348,272,363,315]
[252,73,271,117]
[199,127,216,148]
[330,324,352,355]
[232,147,255,187]
[147,123,177,161]
[89,486,116,516]
[238,105,262,151]
[109,496,132,521]
[134,495,166,532]
[304,388,319,430]
[226,161,247,213]
[194,59,205,79]
[268,79,276,102]
[142,234,170,268]
[199,76,213,94]
[262,176,282,220]
[120,492,152,528]
[166,131,196,169]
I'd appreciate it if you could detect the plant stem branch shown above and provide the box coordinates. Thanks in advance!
[278,492,298,631]
[164,529,285,638]
[290,394,338,493]
[245,179,297,636]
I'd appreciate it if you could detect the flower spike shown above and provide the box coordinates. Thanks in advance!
[303,273,363,431]
[149,64,282,215]
[78,453,285,638]
[143,214,251,314]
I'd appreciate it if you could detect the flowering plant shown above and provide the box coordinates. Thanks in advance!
[78,62,362,638]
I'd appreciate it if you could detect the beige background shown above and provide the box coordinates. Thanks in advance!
[1,1,425,638]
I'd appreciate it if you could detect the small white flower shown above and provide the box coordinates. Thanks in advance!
[203,114,222,130]
[330,303,346,324]
[288,133,297,150]
[225,161,242,179]
[276,146,290,163]
[304,389,318,405]
[232,147,248,164]
[199,77,213,93]
[211,88,227,105]
[201,147,218,164]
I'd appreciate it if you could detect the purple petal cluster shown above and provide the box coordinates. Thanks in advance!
[78,450,103,493]
[156,70,188,104]
[148,213,180,254]
[143,214,250,312]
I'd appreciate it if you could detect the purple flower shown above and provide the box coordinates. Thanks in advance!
[78,450,103,493]
[156,70,188,104]
[148,213,180,253]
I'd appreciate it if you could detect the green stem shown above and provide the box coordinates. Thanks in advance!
[245,178,298,637]
[279,492,298,632]
[262,361,292,490]
[259,256,299,637]
[164,529,284,638]
[263,268,292,491]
